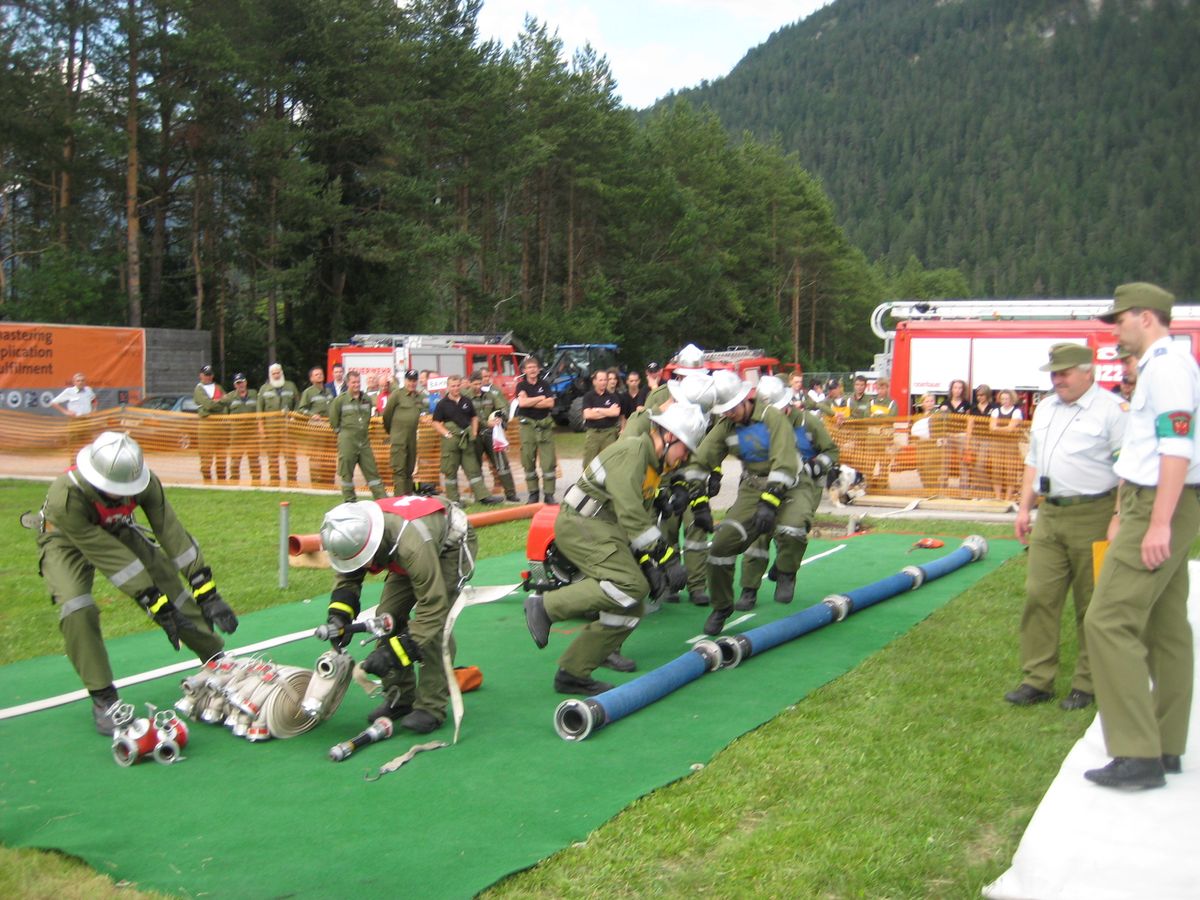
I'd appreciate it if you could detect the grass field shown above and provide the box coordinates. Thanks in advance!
[0,477,1178,897]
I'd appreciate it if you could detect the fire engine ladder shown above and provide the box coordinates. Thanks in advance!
[694,347,769,364]
[347,332,513,348]
[872,299,1200,342]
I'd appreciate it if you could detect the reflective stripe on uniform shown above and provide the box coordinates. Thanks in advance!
[585,459,608,485]
[743,546,770,560]
[173,544,198,569]
[58,593,96,619]
[599,580,639,608]
[716,519,748,542]
[598,611,639,629]
[683,539,711,552]
[109,558,146,588]
[767,469,793,486]
[409,518,432,544]
[629,526,662,551]
[776,524,808,539]
[708,554,738,566]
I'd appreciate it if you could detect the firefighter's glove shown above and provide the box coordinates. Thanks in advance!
[136,587,195,651]
[362,631,423,677]
[665,482,690,518]
[707,467,723,498]
[689,496,715,533]
[325,590,360,651]
[638,555,669,602]
[750,488,784,536]
[189,567,238,634]
[802,453,833,481]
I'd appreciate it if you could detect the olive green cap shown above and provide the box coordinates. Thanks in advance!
[1115,345,1133,360]
[1098,282,1175,323]
[1039,342,1093,372]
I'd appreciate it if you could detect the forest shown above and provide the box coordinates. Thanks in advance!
[1,0,966,380]
[676,0,1200,300]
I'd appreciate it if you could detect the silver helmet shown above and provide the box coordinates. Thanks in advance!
[755,374,792,409]
[320,502,385,573]
[710,370,752,414]
[76,431,151,495]
[673,342,707,376]
[649,401,708,453]
[667,372,717,413]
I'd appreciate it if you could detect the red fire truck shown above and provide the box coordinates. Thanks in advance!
[874,299,1200,413]
[327,332,524,398]
[662,346,783,383]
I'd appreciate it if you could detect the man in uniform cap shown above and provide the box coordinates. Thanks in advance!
[1006,342,1126,712]
[192,364,227,483]
[645,361,663,392]
[222,372,262,483]
[1083,283,1200,789]
[382,369,425,496]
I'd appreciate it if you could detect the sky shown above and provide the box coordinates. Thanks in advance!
[475,0,832,109]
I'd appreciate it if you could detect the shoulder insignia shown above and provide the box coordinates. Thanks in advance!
[1156,411,1194,439]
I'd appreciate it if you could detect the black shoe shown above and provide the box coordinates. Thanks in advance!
[773,572,796,605]
[527,491,540,504]
[524,593,551,649]
[600,651,637,673]
[734,588,757,611]
[478,496,502,505]
[544,495,558,506]
[703,607,732,636]
[367,697,413,724]
[90,686,120,736]
[399,709,441,734]
[1060,689,1094,710]
[1004,683,1054,706]
[505,492,519,502]
[689,591,710,607]
[1084,757,1166,790]
[554,669,614,696]
[1162,754,1182,775]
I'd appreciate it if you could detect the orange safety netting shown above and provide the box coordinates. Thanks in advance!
[828,412,1029,502]
[0,410,523,497]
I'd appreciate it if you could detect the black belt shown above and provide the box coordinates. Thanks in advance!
[1043,489,1115,507]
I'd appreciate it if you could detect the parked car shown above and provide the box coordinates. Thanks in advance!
[118,394,200,450]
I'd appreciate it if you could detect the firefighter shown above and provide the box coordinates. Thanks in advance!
[298,366,336,487]
[192,364,227,483]
[32,432,236,734]
[523,402,708,695]
[515,357,557,504]
[221,372,262,484]
[329,370,387,501]
[256,363,300,486]
[382,369,425,496]
[465,370,518,501]
[687,371,805,635]
[735,375,838,610]
[432,374,499,505]
[319,496,477,732]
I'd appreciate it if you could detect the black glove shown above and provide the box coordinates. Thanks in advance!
[361,631,423,677]
[136,587,196,651]
[707,467,723,498]
[802,453,833,481]
[323,610,354,650]
[690,498,715,533]
[188,567,238,634]
[750,488,783,536]
[662,551,688,593]
[639,555,669,601]
[666,482,690,518]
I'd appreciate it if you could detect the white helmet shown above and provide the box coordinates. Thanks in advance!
[755,374,789,408]
[667,372,717,413]
[673,342,707,376]
[320,502,385,573]
[710,370,752,414]
[650,401,708,453]
[76,431,151,495]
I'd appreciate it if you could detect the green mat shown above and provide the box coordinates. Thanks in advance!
[0,534,1020,898]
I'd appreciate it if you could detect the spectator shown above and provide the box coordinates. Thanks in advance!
[942,379,971,414]
[622,369,648,417]
[257,363,299,486]
[432,374,498,505]
[327,363,346,397]
[51,372,97,417]
[910,392,947,491]
[988,388,1024,502]
[329,370,387,501]
[581,369,622,467]
[299,366,336,487]
[222,373,261,484]
[820,378,848,419]
[515,356,557,504]
[803,375,824,411]
[192,364,227,483]
[645,361,663,392]
[964,384,996,494]
[382,369,423,496]
[465,370,518,502]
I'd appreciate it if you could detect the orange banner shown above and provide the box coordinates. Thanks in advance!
[0,323,144,410]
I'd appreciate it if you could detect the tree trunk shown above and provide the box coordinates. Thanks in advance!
[565,179,575,311]
[192,176,204,329]
[792,257,801,366]
[125,0,142,326]
[456,180,469,329]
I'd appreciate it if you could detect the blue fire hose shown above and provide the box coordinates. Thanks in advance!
[553,535,987,741]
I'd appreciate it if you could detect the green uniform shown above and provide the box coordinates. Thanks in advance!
[192,381,227,483]
[329,390,387,501]
[515,376,557,500]
[432,394,490,504]
[689,398,802,612]
[740,407,838,593]
[543,433,666,678]
[382,383,424,495]
[36,470,223,691]
[256,379,300,485]
[465,383,517,499]
[298,383,336,487]
[221,388,261,483]
[329,500,477,725]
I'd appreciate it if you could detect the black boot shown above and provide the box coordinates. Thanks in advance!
[90,686,121,736]
[703,607,732,636]
[734,588,757,611]
[554,669,614,696]
[774,571,796,605]
[600,651,637,673]
[527,490,540,504]
[367,686,413,724]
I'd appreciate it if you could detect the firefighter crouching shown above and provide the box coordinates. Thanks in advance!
[522,402,708,696]
[32,432,238,734]
[319,496,477,733]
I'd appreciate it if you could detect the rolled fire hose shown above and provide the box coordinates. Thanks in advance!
[553,536,988,741]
